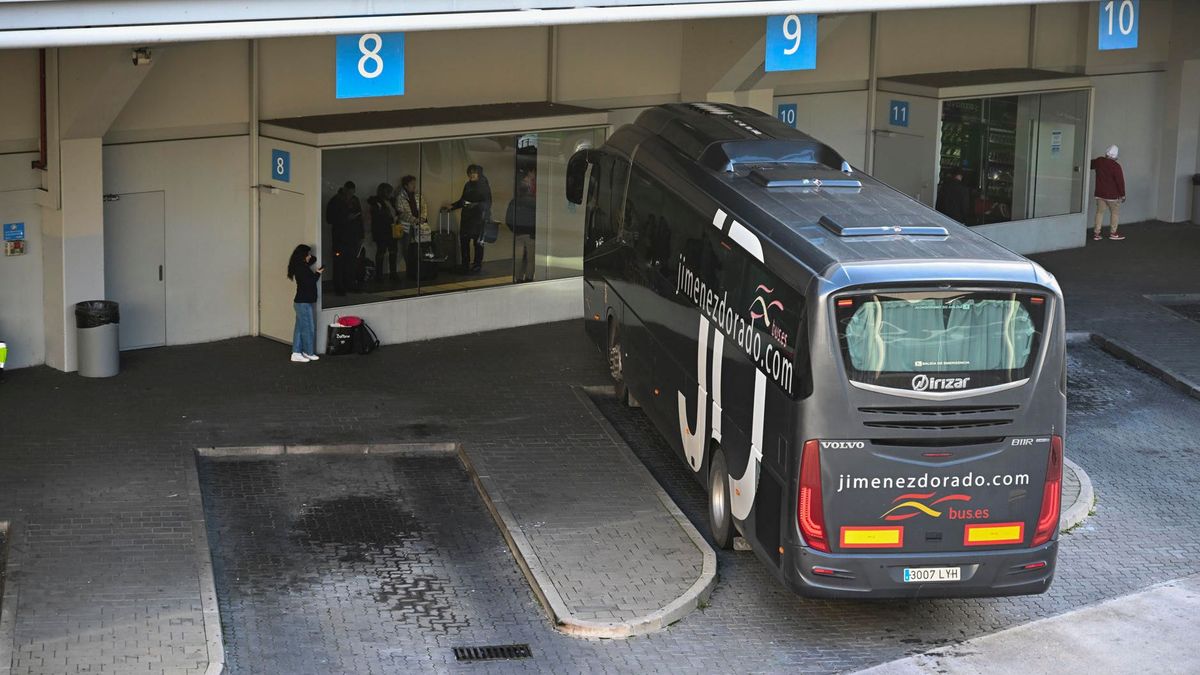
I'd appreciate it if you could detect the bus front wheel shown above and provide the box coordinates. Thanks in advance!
[607,320,637,407]
[708,449,735,550]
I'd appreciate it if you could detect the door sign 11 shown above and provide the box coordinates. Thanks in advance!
[765,15,817,72]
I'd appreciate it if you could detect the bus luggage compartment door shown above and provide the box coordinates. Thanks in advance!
[819,437,1052,554]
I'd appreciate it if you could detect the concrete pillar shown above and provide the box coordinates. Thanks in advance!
[42,138,105,372]
[1155,59,1200,223]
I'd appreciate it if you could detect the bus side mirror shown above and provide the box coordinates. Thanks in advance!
[566,150,596,205]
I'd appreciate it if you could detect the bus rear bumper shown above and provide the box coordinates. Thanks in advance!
[784,540,1058,599]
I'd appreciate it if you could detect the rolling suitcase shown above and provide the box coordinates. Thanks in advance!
[434,211,459,269]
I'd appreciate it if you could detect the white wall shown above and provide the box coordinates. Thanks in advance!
[103,136,252,345]
[1089,71,1166,225]
[0,154,46,368]
[773,91,869,167]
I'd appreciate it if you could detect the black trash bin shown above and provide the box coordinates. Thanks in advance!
[75,300,119,377]
[1192,174,1200,225]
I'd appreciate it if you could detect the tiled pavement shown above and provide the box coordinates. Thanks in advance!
[0,220,1198,673]
[1032,221,1200,389]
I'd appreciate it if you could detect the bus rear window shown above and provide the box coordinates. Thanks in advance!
[834,291,1047,392]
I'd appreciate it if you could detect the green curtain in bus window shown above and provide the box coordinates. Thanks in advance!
[846,297,1034,373]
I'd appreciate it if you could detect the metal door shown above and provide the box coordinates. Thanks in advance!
[103,191,166,350]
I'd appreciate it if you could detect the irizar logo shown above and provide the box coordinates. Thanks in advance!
[911,374,971,392]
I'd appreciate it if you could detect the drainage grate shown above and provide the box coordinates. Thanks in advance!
[452,644,533,662]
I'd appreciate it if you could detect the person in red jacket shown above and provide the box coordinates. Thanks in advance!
[1091,145,1126,241]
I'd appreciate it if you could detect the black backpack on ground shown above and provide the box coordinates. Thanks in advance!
[352,321,380,355]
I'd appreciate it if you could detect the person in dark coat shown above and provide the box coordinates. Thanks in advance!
[935,170,972,224]
[286,244,323,363]
[441,164,492,274]
[326,181,363,295]
[368,182,400,283]
[1091,145,1126,241]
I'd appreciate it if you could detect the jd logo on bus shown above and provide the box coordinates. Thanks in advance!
[749,284,789,348]
[881,493,988,521]
[911,374,971,391]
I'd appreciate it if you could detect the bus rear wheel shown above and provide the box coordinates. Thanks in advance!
[708,449,735,550]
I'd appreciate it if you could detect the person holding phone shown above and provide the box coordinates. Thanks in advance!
[441,164,491,274]
[287,244,323,363]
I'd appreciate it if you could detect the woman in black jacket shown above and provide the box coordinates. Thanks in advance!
[287,244,323,363]
[441,164,491,273]
[368,182,400,283]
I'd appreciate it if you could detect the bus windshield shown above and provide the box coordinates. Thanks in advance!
[835,290,1046,391]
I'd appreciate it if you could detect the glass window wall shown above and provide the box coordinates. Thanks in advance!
[937,90,1088,226]
[321,127,605,308]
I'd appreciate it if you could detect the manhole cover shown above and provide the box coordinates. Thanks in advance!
[453,644,533,662]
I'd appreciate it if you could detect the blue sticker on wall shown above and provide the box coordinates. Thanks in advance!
[271,149,291,182]
[3,222,25,242]
[765,15,817,72]
[336,33,405,99]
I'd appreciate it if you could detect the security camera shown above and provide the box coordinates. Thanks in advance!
[131,48,152,66]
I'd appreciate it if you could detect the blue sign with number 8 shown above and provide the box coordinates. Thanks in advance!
[271,149,291,183]
[336,32,405,99]
[766,14,817,72]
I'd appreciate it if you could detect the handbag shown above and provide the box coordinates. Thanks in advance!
[326,323,355,355]
[479,219,499,245]
[392,220,406,239]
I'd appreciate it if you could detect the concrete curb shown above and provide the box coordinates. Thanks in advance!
[1061,457,1094,532]
[0,519,17,675]
[573,386,718,636]
[1091,333,1200,401]
[461,390,718,639]
[184,454,225,675]
[198,443,459,458]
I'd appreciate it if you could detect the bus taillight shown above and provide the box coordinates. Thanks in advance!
[1032,435,1063,547]
[798,440,829,552]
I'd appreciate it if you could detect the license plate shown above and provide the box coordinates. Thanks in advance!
[903,566,961,583]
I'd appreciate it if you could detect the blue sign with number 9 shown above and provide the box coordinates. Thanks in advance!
[765,15,817,72]
[336,33,405,99]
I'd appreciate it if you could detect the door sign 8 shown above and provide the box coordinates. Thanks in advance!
[271,149,291,183]
[889,100,910,128]
[336,32,405,98]
[1098,0,1138,51]
[765,14,817,72]
[777,103,798,128]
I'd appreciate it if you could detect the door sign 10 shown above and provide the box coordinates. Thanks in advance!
[336,32,406,99]
[765,15,817,72]
[1098,0,1138,51]
[777,103,798,128]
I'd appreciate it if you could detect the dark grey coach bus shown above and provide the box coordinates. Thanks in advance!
[567,103,1066,598]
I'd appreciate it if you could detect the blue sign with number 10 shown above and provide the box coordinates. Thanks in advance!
[336,33,405,99]
[765,15,817,72]
[777,103,798,128]
[1098,0,1138,51]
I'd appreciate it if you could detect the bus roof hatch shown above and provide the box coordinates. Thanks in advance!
[819,216,949,238]
[748,164,862,189]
